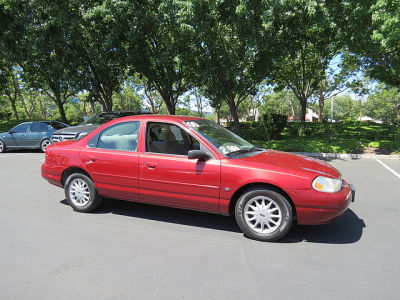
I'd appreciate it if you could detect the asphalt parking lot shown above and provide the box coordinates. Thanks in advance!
[0,152,399,299]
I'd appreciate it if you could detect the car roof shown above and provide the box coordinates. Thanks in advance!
[115,114,206,123]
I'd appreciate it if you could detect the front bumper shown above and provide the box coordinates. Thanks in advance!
[287,181,355,225]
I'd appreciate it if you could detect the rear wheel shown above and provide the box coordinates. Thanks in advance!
[64,173,102,212]
[41,139,51,152]
[0,140,6,153]
[235,188,293,242]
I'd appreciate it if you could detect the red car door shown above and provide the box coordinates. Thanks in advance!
[80,121,141,201]
[139,122,220,212]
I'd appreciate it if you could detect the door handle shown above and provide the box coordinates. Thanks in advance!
[88,157,97,162]
[145,162,158,168]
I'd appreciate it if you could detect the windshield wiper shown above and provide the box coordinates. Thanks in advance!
[226,146,263,156]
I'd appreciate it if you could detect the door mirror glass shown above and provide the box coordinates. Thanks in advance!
[188,150,210,161]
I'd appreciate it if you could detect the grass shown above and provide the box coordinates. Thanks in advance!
[243,121,400,154]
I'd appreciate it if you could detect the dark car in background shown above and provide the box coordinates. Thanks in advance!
[0,121,68,153]
[51,111,150,143]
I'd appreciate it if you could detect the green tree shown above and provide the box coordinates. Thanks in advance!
[315,52,361,121]
[0,64,22,120]
[364,87,400,124]
[114,0,195,115]
[324,95,361,122]
[268,0,342,134]
[335,0,400,89]
[261,90,300,119]
[190,0,275,133]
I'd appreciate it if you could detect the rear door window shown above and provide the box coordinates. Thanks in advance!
[30,122,49,133]
[97,121,140,152]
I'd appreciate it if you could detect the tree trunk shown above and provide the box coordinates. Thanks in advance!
[318,91,324,122]
[100,96,113,112]
[164,96,176,115]
[318,78,326,122]
[299,101,307,136]
[38,98,46,119]
[55,95,68,123]
[90,101,96,114]
[82,99,88,117]
[20,97,32,119]
[8,95,19,120]
[227,95,241,134]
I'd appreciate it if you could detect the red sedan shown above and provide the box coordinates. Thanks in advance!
[42,115,355,241]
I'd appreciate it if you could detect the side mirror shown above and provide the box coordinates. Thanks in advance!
[8,130,15,134]
[188,150,210,161]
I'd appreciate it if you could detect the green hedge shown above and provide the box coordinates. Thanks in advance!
[0,120,33,133]
[240,121,400,153]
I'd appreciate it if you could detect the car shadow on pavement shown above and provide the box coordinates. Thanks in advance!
[3,149,43,153]
[283,209,366,244]
[60,199,365,244]
[60,198,242,233]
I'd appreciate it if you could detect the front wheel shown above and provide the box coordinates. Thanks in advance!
[0,140,6,153]
[235,188,293,242]
[64,173,102,213]
[41,138,51,152]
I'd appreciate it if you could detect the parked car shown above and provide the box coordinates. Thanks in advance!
[51,111,150,143]
[0,121,68,153]
[41,115,355,241]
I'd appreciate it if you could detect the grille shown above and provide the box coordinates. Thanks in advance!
[51,134,76,143]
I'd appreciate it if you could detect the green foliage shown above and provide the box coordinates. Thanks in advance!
[338,0,400,88]
[0,119,33,133]
[239,121,400,153]
[254,138,363,154]
[260,90,300,118]
[323,95,361,121]
[189,0,276,133]
[364,87,400,124]
[120,0,195,115]
[268,0,342,132]
[260,113,287,140]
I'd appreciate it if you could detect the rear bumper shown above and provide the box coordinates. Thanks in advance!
[287,181,354,225]
[41,163,64,188]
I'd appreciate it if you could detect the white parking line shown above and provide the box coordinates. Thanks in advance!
[376,159,400,179]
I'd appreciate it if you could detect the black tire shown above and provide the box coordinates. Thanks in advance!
[41,138,51,152]
[235,188,293,242]
[64,173,102,213]
[0,140,6,153]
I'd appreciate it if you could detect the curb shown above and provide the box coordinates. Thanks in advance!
[293,152,400,160]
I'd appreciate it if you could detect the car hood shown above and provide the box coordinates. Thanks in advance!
[53,124,100,135]
[242,150,341,179]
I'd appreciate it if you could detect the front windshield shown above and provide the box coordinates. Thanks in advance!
[79,113,117,126]
[185,119,255,155]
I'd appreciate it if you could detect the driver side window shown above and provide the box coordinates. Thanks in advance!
[12,123,30,133]
[146,123,200,156]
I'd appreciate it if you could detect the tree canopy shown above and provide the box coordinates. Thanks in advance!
[0,0,399,132]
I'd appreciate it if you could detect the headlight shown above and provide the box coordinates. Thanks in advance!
[312,176,342,193]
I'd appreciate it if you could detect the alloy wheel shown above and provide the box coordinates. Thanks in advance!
[244,196,282,234]
[68,178,91,207]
